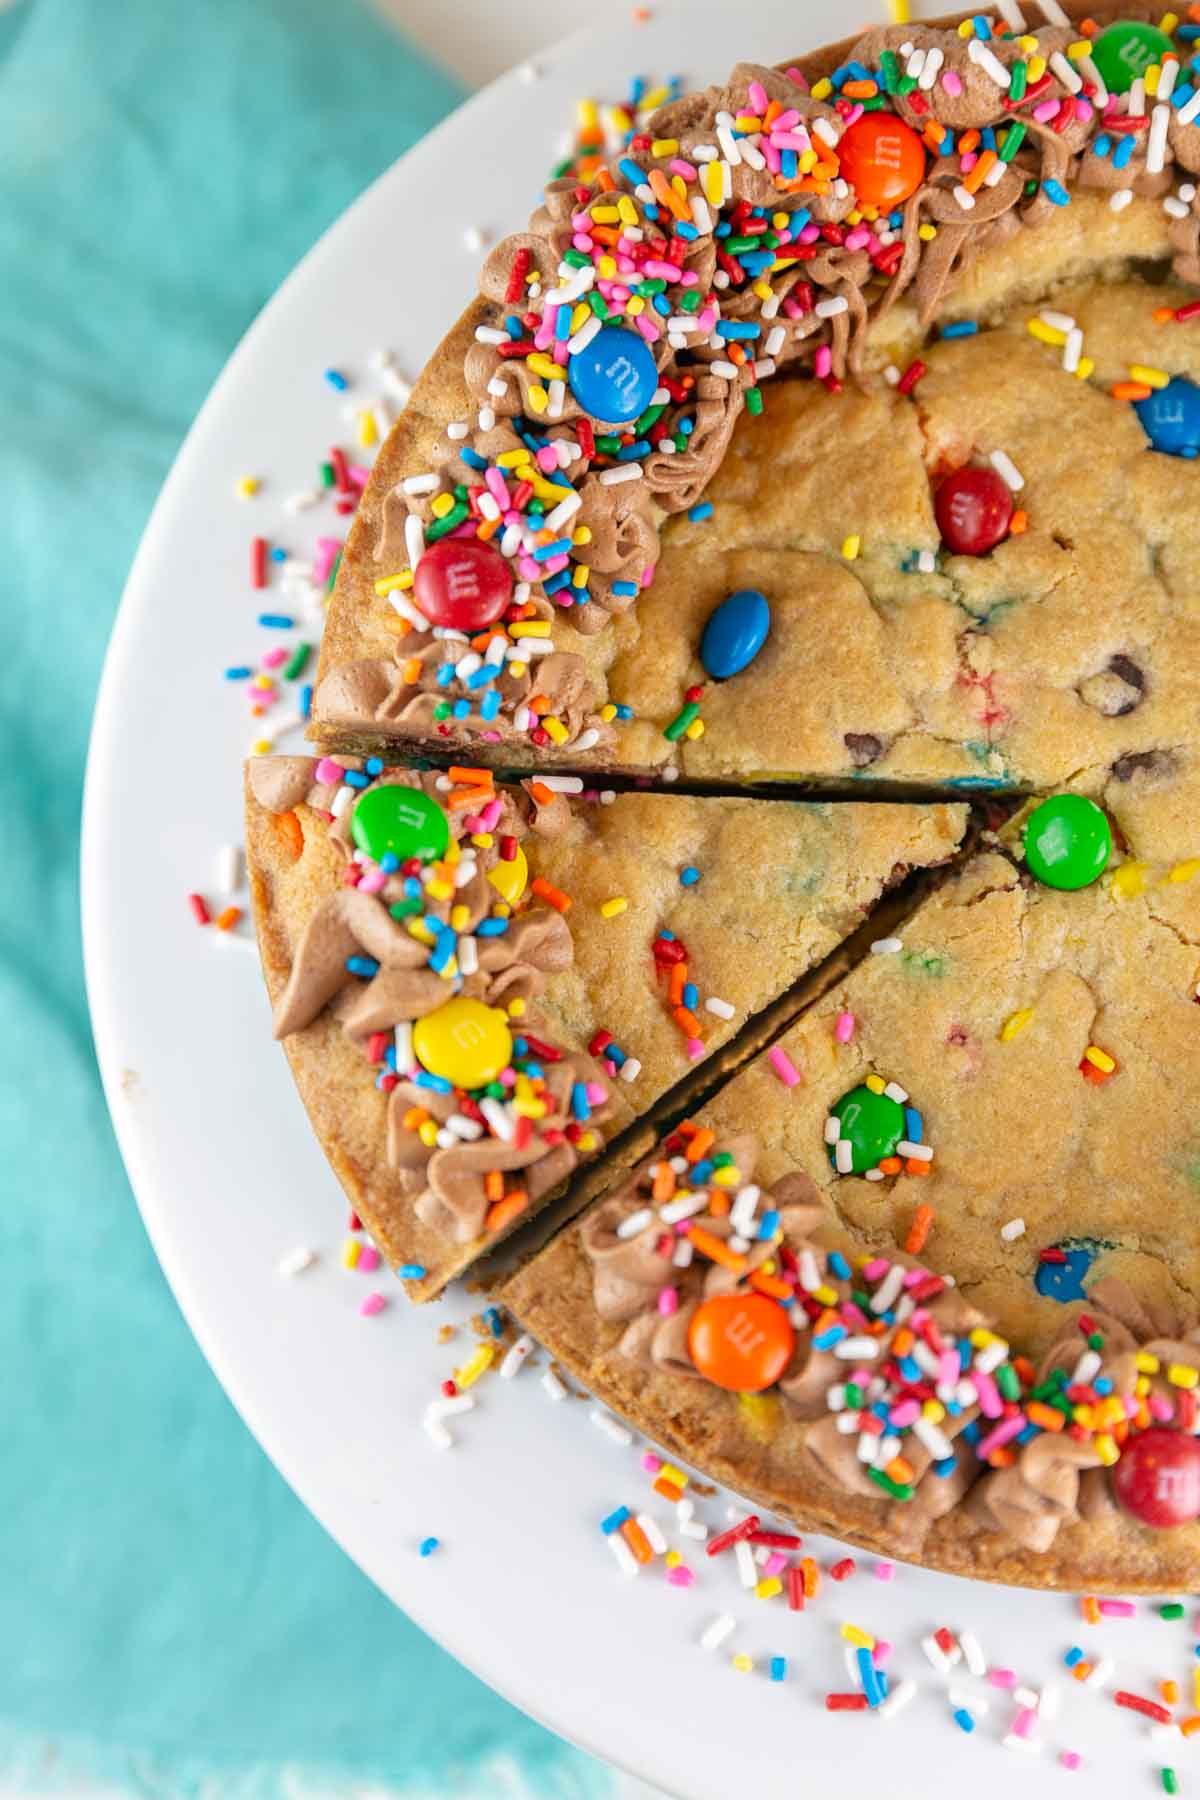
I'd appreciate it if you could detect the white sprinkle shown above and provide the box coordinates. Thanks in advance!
[870,1265,907,1314]
[1148,103,1170,176]
[479,1096,514,1142]
[989,449,1024,492]
[815,295,848,319]
[871,936,902,955]
[463,225,487,252]
[968,38,1011,87]
[1072,1349,1102,1385]
[919,47,944,91]
[1015,1685,1039,1710]
[960,1630,987,1677]
[764,325,786,357]
[705,996,735,1020]
[404,513,425,570]
[620,1057,642,1082]
[598,465,643,486]
[487,375,509,398]
[393,1021,413,1075]
[607,1531,639,1578]
[708,358,740,380]
[284,489,322,513]
[329,783,354,819]
[1159,56,1180,101]
[1035,0,1069,23]
[1177,88,1200,126]
[573,729,601,754]
[541,1367,566,1402]
[1164,195,1191,219]
[278,1245,315,1277]
[474,325,507,346]
[1063,326,1083,374]
[950,1684,989,1716]
[1041,310,1075,335]
[823,1116,841,1146]
[590,1407,633,1446]
[881,1677,918,1720]
[216,844,242,895]
[1000,1217,1026,1241]
[423,1394,474,1449]
[1109,187,1134,213]
[658,1191,710,1225]
[701,1613,737,1652]
[912,1415,953,1461]
[538,774,584,793]
[734,1539,758,1588]
[921,1634,952,1674]
[1090,1655,1115,1689]
[995,0,1025,28]
[544,491,583,532]
[672,1239,694,1269]
[835,1139,854,1175]
[403,472,440,496]
[499,1334,533,1379]
[812,116,839,149]
[637,1513,668,1555]
[953,185,976,212]
[1037,1680,1061,1721]
[616,1207,654,1240]
[446,421,469,441]
[835,1335,881,1360]
[1048,50,1082,94]
[897,1139,933,1162]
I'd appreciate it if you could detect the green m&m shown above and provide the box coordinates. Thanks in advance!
[350,784,450,865]
[1090,20,1177,93]
[1023,794,1112,891]
[826,1082,905,1175]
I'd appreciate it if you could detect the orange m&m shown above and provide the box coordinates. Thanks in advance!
[836,113,926,210]
[687,1292,795,1392]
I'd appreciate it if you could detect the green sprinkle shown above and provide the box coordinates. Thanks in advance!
[678,288,702,314]
[563,248,591,268]
[996,1363,1020,1401]
[587,290,612,321]
[389,898,421,920]
[432,702,451,720]
[897,75,918,95]
[845,1383,865,1408]
[325,549,342,594]
[867,1467,914,1502]
[425,502,469,543]
[1161,1602,1186,1621]
[746,387,764,417]
[1008,60,1027,101]
[1000,120,1027,162]
[880,48,900,93]
[663,701,701,742]
[1162,1770,1178,1797]
[1088,1331,1105,1351]
[283,641,313,681]
[320,460,335,488]
[633,401,668,435]
[724,235,760,254]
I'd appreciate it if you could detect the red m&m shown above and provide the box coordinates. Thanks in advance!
[1111,1428,1200,1529]
[836,113,927,210]
[413,538,513,630]
[934,465,1013,557]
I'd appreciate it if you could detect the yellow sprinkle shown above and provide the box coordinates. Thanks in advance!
[1129,363,1170,389]
[1028,54,1047,81]
[506,996,526,1017]
[509,620,551,638]
[660,1463,688,1488]
[342,1237,361,1269]
[1018,35,1038,52]
[423,879,453,902]
[1135,1376,1151,1397]
[865,1074,886,1095]
[590,205,620,224]
[812,1284,839,1308]
[430,492,455,520]
[651,137,679,157]
[571,564,590,588]
[732,1653,754,1673]
[1075,356,1095,381]
[713,1165,741,1188]
[842,1623,876,1649]
[526,384,549,416]
[957,17,974,35]
[578,1131,598,1152]
[625,296,645,317]
[1146,61,1162,95]
[755,1577,783,1601]
[541,714,569,745]
[509,661,528,679]
[1094,1433,1120,1467]
[922,1399,946,1424]
[596,254,617,280]
[1169,1362,1199,1389]
[1163,12,1180,32]
[407,920,436,945]
[616,195,639,227]
[418,1120,439,1148]
[599,896,628,919]
[250,674,274,692]
[1066,38,1091,59]
[577,98,599,129]
[642,85,669,111]
[1136,1351,1161,1374]
[999,1007,1034,1042]
[1110,859,1149,899]
[664,1550,682,1568]
[357,409,377,448]
[1083,1045,1115,1073]
[685,718,705,740]
[702,161,726,206]
[374,571,414,595]
[1193,1664,1200,1710]
[917,222,938,241]
[251,738,273,756]
[970,1328,1000,1349]
[600,703,617,722]
[841,533,862,561]
[449,904,470,932]
[810,77,833,100]
[495,449,528,468]
[1027,318,1067,346]
[469,832,494,850]
[572,524,592,545]
[527,351,567,384]
[236,475,260,499]
[455,1343,496,1390]
[1168,858,1200,883]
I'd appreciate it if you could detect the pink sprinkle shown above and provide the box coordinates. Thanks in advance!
[873,1640,893,1664]
[960,150,978,174]
[937,1351,960,1385]
[669,158,697,181]
[874,1563,896,1583]
[842,102,864,127]
[1098,1599,1135,1618]
[642,1451,662,1472]
[640,563,656,587]
[313,537,342,583]
[814,345,832,380]
[1150,1392,1174,1421]
[359,1245,381,1273]
[1060,1752,1082,1772]
[941,68,963,96]
[480,730,502,744]
[315,755,344,785]
[748,79,769,113]
[657,1287,679,1316]
[889,1399,921,1429]
[686,1037,705,1061]
[360,1293,387,1317]
[357,870,387,894]
[536,444,561,472]
[347,465,370,491]
[633,313,660,345]
[784,65,809,92]
[835,1011,856,1043]
[862,1256,889,1282]
[763,1552,788,1577]
[843,226,871,252]
[585,1080,608,1105]
[667,1565,695,1587]
[1074,98,1093,122]
[261,646,288,669]
[1011,1706,1037,1740]
[972,1370,1004,1420]
[484,468,510,505]
[768,1045,801,1087]
[989,1669,1017,1689]
[1033,98,1059,123]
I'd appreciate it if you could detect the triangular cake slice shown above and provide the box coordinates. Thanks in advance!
[310,1,1200,837]
[503,812,1200,1590]
[246,753,964,1297]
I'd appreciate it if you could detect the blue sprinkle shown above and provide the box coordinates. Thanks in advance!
[828,1250,852,1281]
[257,613,294,629]
[418,1537,439,1557]
[682,982,698,1011]
[897,1355,921,1382]
[269,546,287,563]
[1093,132,1112,158]
[324,368,348,391]
[403,877,422,899]
[1064,1646,1084,1668]
[613,702,634,719]
[504,315,524,339]
[689,1160,714,1185]
[342,769,369,788]
[813,1325,847,1352]
[680,865,701,886]
[398,1263,426,1280]
[533,536,574,562]
[769,1656,787,1683]
[601,1505,631,1536]
[571,1082,591,1123]
[971,11,990,37]
[521,1063,544,1081]
[224,665,252,680]
[477,917,509,937]
[716,319,761,340]
[758,1209,780,1241]
[346,955,379,978]
[932,1454,958,1478]
[459,446,487,470]
[466,663,498,690]
[435,663,456,687]
[619,156,644,187]
[1113,134,1136,170]
[480,689,501,721]
[688,503,714,524]
[1175,81,1198,109]
[953,1707,975,1733]
[452,699,471,719]
[659,929,675,941]
[606,1044,626,1068]
[379,851,399,873]
[940,320,978,338]
[365,757,383,775]
[903,1106,923,1144]
[780,148,797,181]
[413,1071,452,1095]
[483,1306,503,1338]
[1042,178,1070,207]
[543,569,572,595]
[612,580,639,598]
[858,1647,883,1708]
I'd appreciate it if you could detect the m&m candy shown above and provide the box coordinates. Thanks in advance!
[351,785,450,865]
[567,324,658,423]
[934,465,1013,556]
[1112,1428,1200,1528]
[1090,19,1177,94]
[412,996,513,1089]
[827,1084,905,1175]
[1022,794,1112,890]
[836,113,926,210]
[700,588,770,680]
[413,539,513,630]
[1134,376,1200,459]
[687,1292,794,1392]
[487,843,528,907]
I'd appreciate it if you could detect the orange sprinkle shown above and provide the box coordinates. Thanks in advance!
[749,1270,793,1300]
[652,1163,676,1203]
[448,766,493,786]
[621,1518,655,1563]
[892,1327,915,1357]
[402,1106,430,1130]
[886,1455,915,1484]
[707,1189,730,1217]
[905,1157,931,1178]
[531,877,572,913]
[904,1203,935,1255]
[958,129,981,155]
[1154,304,1177,322]
[475,516,500,541]
[486,1191,529,1234]
[685,1128,715,1164]
[527,780,556,807]
[402,657,423,684]
[801,1556,820,1597]
[1112,381,1152,401]
[215,905,242,931]
[1180,1714,1200,1738]
[1013,1354,1036,1385]
[447,785,494,811]
[484,1170,505,1201]
[963,148,997,194]
[271,807,305,861]
[648,166,691,221]
[1072,1661,1094,1682]
[1025,1401,1066,1432]
[673,1005,702,1036]
[1008,508,1028,535]
[1162,1680,1180,1705]
[1081,1595,1101,1624]
[653,1473,685,1501]
[667,962,689,1005]
[842,79,879,98]
[923,120,947,147]
[878,1156,903,1176]
[987,1445,1016,1468]
[687,1226,747,1273]
[526,693,550,716]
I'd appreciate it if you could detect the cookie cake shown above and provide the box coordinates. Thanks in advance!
[248,0,1200,1590]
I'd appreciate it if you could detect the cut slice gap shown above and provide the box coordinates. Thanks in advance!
[502,822,1200,1593]
[245,753,967,1298]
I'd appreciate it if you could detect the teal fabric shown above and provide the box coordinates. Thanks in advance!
[0,3,610,1794]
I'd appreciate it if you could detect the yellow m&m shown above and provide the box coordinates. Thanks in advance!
[487,844,528,907]
[412,997,513,1089]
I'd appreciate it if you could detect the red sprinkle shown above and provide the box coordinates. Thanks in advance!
[1176,298,1200,322]
[830,1557,856,1582]
[749,1530,803,1549]
[826,1693,869,1712]
[187,892,211,926]
[330,446,351,494]
[504,246,531,305]
[1115,1691,1171,1724]
[786,1564,806,1611]
[898,359,926,395]
[706,1514,760,1557]
[250,537,267,589]
[441,1379,457,1397]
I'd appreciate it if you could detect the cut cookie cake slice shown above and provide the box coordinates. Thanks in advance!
[246,754,964,1298]
[312,0,1200,838]
[503,795,1200,1591]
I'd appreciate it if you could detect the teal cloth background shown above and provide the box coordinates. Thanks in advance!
[0,2,611,1793]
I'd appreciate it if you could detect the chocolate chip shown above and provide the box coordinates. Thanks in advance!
[1110,749,1174,782]
[1108,654,1145,693]
[844,732,884,767]
[1077,655,1146,717]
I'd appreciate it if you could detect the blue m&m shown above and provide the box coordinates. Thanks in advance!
[1134,376,1200,458]
[567,325,658,423]
[700,588,771,679]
